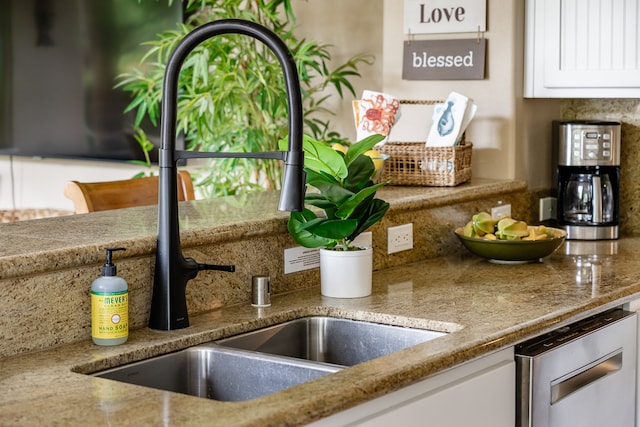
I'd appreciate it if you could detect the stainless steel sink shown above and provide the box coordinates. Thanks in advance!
[216,316,446,366]
[95,343,340,401]
[93,316,448,401]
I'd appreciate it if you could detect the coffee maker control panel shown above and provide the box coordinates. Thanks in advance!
[575,130,613,162]
[557,121,620,167]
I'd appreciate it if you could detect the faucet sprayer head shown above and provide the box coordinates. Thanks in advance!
[278,147,305,212]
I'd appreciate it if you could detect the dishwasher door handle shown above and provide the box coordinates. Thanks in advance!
[550,349,623,404]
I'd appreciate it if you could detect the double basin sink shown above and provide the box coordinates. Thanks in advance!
[94,316,449,401]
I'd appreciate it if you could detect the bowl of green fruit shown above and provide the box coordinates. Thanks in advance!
[455,212,566,264]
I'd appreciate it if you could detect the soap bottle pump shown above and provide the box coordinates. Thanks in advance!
[91,247,128,346]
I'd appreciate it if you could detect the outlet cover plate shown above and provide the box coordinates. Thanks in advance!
[539,197,557,221]
[388,223,413,254]
[491,204,511,220]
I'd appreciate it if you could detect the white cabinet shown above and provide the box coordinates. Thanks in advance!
[309,348,514,427]
[524,0,640,98]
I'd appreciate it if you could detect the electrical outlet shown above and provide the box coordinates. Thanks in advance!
[491,204,511,220]
[388,223,413,254]
[539,197,557,221]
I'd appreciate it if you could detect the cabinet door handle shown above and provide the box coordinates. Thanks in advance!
[550,349,622,404]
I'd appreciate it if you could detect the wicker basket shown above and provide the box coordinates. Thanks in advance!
[375,100,472,187]
[377,141,472,186]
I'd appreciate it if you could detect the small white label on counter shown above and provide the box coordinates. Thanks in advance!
[284,247,320,274]
[283,233,372,274]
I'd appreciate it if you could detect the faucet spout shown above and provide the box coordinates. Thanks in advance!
[149,19,305,331]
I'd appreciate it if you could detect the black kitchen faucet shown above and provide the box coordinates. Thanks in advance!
[149,19,305,331]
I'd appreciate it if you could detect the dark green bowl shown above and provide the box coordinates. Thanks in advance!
[454,227,566,263]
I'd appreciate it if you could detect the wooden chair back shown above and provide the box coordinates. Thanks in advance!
[64,170,195,214]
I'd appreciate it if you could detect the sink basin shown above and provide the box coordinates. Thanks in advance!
[95,344,340,401]
[216,316,446,366]
[92,316,448,401]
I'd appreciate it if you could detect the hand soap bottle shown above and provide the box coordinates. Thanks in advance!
[91,247,128,346]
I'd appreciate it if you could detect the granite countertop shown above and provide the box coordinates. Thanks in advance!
[3,236,640,426]
[0,177,526,280]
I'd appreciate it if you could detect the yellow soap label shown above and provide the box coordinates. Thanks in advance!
[91,290,128,339]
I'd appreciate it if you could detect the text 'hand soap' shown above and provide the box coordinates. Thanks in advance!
[91,247,128,346]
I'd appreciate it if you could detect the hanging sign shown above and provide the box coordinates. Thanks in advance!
[402,39,486,80]
[404,0,486,35]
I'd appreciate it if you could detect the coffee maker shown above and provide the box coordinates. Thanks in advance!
[555,121,621,240]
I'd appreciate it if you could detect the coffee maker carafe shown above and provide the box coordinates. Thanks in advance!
[555,121,621,240]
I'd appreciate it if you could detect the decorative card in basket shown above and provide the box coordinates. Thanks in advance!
[352,90,400,144]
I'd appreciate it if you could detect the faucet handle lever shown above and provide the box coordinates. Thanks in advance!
[197,263,236,273]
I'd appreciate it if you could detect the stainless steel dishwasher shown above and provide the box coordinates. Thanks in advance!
[516,308,637,427]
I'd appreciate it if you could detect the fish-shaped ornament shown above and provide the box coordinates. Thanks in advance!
[437,101,455,137]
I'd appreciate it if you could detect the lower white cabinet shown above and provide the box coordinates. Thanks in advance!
[309,347,514,427]
[626,299,640,427]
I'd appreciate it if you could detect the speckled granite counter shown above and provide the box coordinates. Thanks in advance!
[9,177,631,426]
[2,238,640,426]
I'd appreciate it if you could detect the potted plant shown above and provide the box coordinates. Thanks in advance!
[280,134,390,298]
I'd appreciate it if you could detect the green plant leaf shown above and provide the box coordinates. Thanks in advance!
[344,155,375,192]
[303,193,334,209]
[344,134,385,167]
[335,181,388,219]
[292,215,326,232]
[310,218,359,240]
[287,210,335,248]
[303,167,341,187]
[349,198,390,240]
[302,135,348,179]
[280,135,349,182]
[307,182,353,208]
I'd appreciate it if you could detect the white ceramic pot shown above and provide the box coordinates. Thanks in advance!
[319,247,373,298]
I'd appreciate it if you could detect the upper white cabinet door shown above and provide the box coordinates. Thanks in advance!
[525,0,640,98]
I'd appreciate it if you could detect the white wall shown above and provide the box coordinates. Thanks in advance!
[293,0,384,141]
